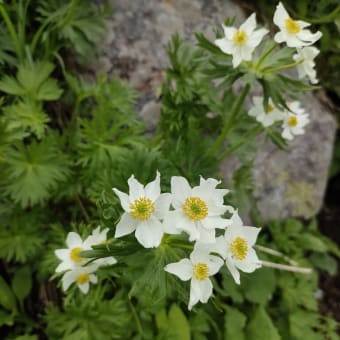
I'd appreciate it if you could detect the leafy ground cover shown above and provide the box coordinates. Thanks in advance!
[0,0,339,339]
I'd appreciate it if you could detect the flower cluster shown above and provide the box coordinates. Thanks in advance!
[55,227,116,294]
[214,2,322,141]
[248,98,310,140]
[113,173,262,309]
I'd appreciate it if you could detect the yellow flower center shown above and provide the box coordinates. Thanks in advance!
[233,30,247,46]
[287,115,298,127]
[230,237,248,260]
[130,197,155,221]
[266,104,275,113]
[76,273,90,285]
[193,262,209,281]
[183,197,208,221]
[70,247,83,263]
[285,18,301,34]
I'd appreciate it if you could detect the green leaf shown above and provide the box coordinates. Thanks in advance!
[168,304,190,340]
[224,306,247,340]
[241,267,276,304]
[2,135,71,208]
[246,307,281,340]
[0,276,17,312]
[297,234,328,252]
[11,267,32,302]
[0,309,14,327]
[309,253,337,275]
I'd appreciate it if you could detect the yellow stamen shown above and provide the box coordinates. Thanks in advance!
[233,30,247,46]
[70,247,83,263]
[76,273,90,285]
[183,197,208,221]
[193,262,209,280]
[285,18,301,34]
[130,197,155,221]
[230,237,248,260]
[266,104,275,113]
[287,115,298,127]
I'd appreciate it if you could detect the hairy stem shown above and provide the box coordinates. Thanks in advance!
[254,245,298,266]
[260,260,312,274]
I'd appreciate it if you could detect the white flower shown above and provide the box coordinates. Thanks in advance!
[86,227,117,266]
[214,211,261,284]
[248,97,284,127]
[55,232,93,272]
[62,265,98,294]
[113,171,172,248]
[281,101,310,140]
[273,2,322,47]
[215,13,268,68]
[293,47,319,84]
[166,176,233,243]
[164,245,223,310]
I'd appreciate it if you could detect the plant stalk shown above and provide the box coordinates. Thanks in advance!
[260,260,312,274]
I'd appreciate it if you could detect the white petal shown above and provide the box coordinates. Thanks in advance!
[154,193,172,219]
[248,28,268,47]
[240,13,256,35]
[62,271,76,291]
[113,188,130,211]
[135,217,163,248]
[188,284,200,310]
[207,255,224,276]
[222,26,237,40]
[243,226,261,245]
[66,232,83,248]
[232,49,242,68]
[201,216,227,230]
[144,171,161,201]
[240,45,254,61]
[164,258,193,281]
[55,249,69,261]
[273,2,289,27]
[274,31,285,44]
[213,236,228,259]
[175,215,199,241]
[226,259,240,284]
[235,248,261,273]
[297,30,322,45]
[89,274,98,284]
[196,223,216,243]
[215,38,233,54]
[115,212,136,238]
[55,261,73,273]
[78,282,89,294]
[128,175,145,200]
[191,278,213,303]
[162,211,183,235]
[171,176,192,208]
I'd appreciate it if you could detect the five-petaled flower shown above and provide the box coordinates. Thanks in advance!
[62,265,98,294]
[281,101,310,140]
[248,96,284,127]
[214,211,262,284]
[164,244,223,310]
[273,2,321,47]
[293,46,319,84]
[113,171,171,248]
[165,176,233,243]
[215,13,268,68]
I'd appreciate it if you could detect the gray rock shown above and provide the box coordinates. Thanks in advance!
[96,0,336,221]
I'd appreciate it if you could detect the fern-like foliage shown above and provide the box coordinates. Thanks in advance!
[1,134,71,208]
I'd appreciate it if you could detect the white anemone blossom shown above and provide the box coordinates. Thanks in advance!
[166,176,233,243]
[248,96,284,127]
[55,232,93,272]
[281,101,310,140]
[164,245,223,310]
[215,13,268,68]
[62,265,98,294]
[86,227,117,267]
[293,46,319,84]
[273,2,322,48]
[214,211,261,284]
[113,171,172,248]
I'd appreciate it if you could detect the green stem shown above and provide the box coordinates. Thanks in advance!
[217,126,262,160]
[255,42,277,69]
[264,59,303,74]
[288,5,340,24]
[0,5,22,62]
[128,298,144,337]
[208,84,250,157]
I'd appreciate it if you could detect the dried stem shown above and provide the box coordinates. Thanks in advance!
[260,260,312,274]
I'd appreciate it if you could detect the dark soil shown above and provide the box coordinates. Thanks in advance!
[318,174,340,323]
